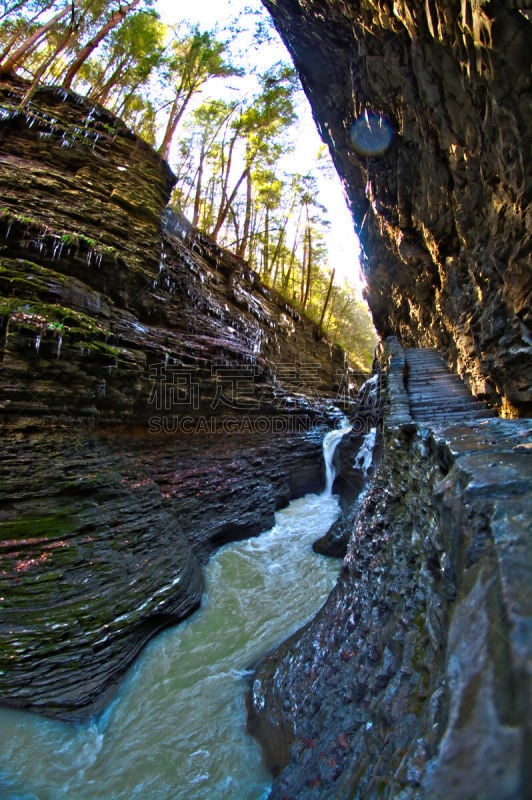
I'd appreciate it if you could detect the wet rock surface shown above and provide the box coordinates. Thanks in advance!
[248,341,532,799]
[0,79,346,720]
[262,0,532,416]
[0,423,332,720]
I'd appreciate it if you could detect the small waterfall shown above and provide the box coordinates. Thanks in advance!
[322,424,352,497]
[354,427,377,476]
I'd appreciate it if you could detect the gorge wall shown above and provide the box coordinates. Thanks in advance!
[262,0,532,416]
[248,340,532,800]
[246,2,531,797]
[0,78,347,720]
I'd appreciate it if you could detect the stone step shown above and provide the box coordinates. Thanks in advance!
[410,402,481,413]
[413,413,494,424]
[403,347,494,425]
[408,388,473,398]
[409,394,474,403]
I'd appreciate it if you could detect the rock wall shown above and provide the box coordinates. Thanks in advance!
[248,341,532,799]
[262,0,532,416]
[0,78,347,720]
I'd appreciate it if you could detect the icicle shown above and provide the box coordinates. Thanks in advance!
[52,240,63,260]
[34,334,41,353]
[56,334,62,359]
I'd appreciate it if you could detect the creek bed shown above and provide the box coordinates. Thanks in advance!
[0,491,341,800]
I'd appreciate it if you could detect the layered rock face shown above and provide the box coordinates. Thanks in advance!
[248,4,531,795]
[262,0,532,416]
[0,79,346,719]
[248,342,532,799]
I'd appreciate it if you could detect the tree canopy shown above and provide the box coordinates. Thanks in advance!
[0,0,376,369]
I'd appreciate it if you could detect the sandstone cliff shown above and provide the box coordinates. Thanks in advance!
[0,78,346,719]
[262,0,532,416]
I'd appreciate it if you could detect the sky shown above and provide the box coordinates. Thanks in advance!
[155,0,365,296]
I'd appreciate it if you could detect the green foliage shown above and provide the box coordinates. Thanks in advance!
[0,2,377,368]
[60,231,95,247]
[157,24,240,159]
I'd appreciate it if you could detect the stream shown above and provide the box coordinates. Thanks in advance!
[0,437,347,800]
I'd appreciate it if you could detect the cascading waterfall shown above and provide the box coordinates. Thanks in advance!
[0,431,346,800]
[322,424,352,496]
[354,427,377,476]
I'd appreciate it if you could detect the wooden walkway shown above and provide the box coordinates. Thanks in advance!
[405,348,496,425]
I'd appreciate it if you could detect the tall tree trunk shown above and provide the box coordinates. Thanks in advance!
[283,226,300,293]
[300,228,308,305]
[192,140,206,228]
[319,268,335,329]
[19,19,78,108]
[90,55,130,104]
[228,204,240,249]
[211,164,250,241]
[216,130,237,229]
[247,208,258,268]
[0,4,72,75]
[271,228,285,287]
[302,225,312,309]
[262,207,270,280]
[62,0,141,89]
[325,287,336,329]
[202,176,216,231]
[236,167,252,259]
[159,86,194,161]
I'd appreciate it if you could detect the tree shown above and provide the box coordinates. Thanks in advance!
[61,0,142,89]
[158,26,238,162]
[85,11,166,107]
[17,6,79,106]
[0,2,72,75]
[209,64,296,241]
[0,1,58,60]
[319,268,335,329]
[252,167,283,278]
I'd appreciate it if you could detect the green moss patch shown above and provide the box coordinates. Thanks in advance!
[0,511,76,543]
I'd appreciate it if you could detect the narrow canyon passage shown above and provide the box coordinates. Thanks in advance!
[0,444,345,800]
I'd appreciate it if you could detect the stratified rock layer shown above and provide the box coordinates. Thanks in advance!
[0,79,346,720]
[248,342,532,799]
[262,0,532,415]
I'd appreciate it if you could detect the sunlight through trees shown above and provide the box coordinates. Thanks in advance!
[0,0,376,368]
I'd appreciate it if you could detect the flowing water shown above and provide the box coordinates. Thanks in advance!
[322,424,352,495]
[0,442,347,800]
